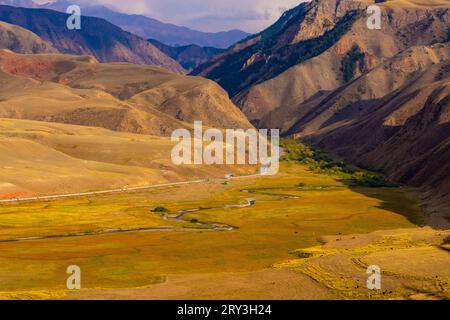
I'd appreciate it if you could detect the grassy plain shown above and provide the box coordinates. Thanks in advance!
[0,161,447,299]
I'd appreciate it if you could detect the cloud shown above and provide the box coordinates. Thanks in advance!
[68,0,305,33]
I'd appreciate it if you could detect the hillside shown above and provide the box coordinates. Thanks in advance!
[193,0,449,122]
[193,0,450,222]
[0,20,57,54]
[0,118,254,197]
[0,50,252,136]
[0,5,184,73]
[149,39,224,72]
[288,43,450,225]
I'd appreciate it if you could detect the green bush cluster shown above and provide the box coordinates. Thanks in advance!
[281,139,397,188]
[341,44,366,82]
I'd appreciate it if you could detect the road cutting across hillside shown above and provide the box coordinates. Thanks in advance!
[0,173,265,204]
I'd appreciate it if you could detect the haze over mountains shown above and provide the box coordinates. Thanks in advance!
[149,39,224,72]
[0,5,185,72]
[0,0,250,48]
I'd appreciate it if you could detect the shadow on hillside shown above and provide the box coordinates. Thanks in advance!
[342,180,450,230]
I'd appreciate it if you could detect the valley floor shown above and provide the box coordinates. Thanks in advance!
[0,163,448,300]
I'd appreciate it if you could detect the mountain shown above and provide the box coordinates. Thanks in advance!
[65,5,249,48]
[0,50,252,137]
[0,0,37,7]
[288,42,450,224]
[193,0,449,121]
[0,5,184,73]
[4,0,250,48]
[0,20,57,53]
[149,39,224,72]
[193,0,450,222]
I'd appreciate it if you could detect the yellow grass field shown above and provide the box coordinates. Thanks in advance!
[0,161,447,300]
[0,118,254,197]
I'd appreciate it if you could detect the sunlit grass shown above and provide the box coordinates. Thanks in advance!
[0,162,423,296]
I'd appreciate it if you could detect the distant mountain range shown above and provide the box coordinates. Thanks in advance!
[149,39,224,72]
[0,5,184,73]
[0,0,250,48]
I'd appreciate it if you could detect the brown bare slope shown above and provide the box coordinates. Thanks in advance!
[0,5,184,73]
[193,0,450,222]
[0,50,252,136]
[287,43,450,225]
[0,21,57,54]
[193,0,449,124]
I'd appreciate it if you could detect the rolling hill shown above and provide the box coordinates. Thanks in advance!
[0,20,57,54]
[0,118,254,197]
[0,50,252,136]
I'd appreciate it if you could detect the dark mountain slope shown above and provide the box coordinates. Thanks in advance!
[289,42,450,225]
[4,0,250,48]
[0,5,184,73]
[0,20,57,53]
[149,39,224,72]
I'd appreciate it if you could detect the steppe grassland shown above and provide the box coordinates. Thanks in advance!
[0,118,254,197]
[0,162,424,298]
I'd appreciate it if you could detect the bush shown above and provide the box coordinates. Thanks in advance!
[151,207,169,213]
[341,45,366,82]
[351,172,398,188]
[281,138,398,188]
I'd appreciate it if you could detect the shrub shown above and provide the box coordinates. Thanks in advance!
[151,207,169,213]
[341,45,366,82]
[281,138,398,188]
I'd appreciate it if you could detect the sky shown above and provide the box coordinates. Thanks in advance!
[38,0,305,33]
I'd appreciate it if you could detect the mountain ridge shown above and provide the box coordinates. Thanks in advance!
[0,0,250,48]
[0,4,185,73]
[148,39,224,72]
